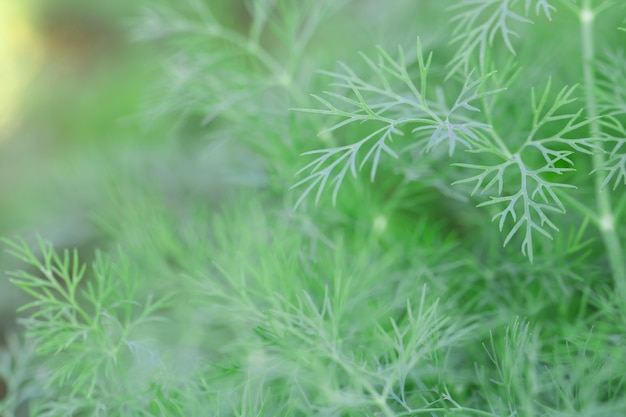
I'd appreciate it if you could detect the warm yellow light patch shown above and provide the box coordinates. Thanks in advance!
[0,2,41,139]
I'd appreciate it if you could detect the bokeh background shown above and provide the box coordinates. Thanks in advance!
[0,0,430,342]
[0,0,161,341]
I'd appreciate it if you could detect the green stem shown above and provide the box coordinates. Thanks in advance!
[579,0,626,294]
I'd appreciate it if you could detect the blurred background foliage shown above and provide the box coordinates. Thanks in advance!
[0,0,432,337]
[0,2,434,410]
[0,0,161,340]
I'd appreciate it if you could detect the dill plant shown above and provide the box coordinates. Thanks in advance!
[2,1,626,416]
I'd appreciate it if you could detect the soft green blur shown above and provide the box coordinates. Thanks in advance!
[0,0,270,341]
[0,0,161,337]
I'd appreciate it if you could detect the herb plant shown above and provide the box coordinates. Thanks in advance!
[2,1,626,416]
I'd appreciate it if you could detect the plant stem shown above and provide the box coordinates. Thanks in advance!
[579,0,626,294]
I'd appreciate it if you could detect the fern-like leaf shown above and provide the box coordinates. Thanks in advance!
[3,237,170,395]
[594,117,626,190]
[292,38,501,207]
[455,81,594,261]
[448,0,556,76]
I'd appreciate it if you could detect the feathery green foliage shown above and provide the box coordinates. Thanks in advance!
[2,0,626,416]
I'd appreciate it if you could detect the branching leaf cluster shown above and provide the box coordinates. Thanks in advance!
[594,51,626,190]
[2,237,170,415]
[292,40,501,208]
[134,0,345,125]
[447,0,556,76]
[294,36,603,261]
